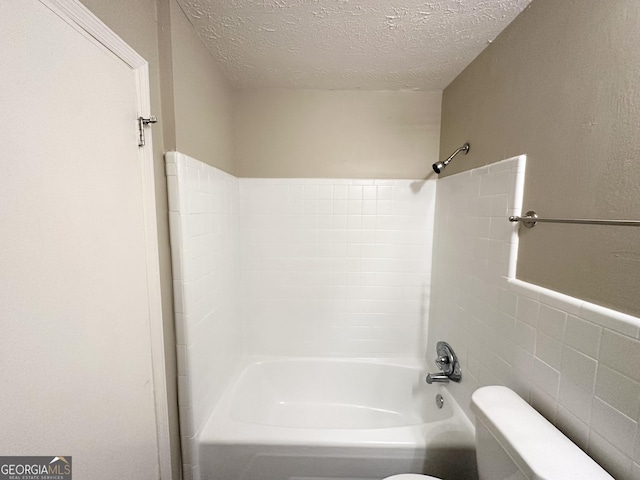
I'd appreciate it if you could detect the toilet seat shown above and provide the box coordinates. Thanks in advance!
[383,475,442,480]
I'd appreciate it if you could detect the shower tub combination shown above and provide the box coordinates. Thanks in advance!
[199,358,476,480]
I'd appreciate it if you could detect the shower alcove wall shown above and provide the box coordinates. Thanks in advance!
[166,151,438,479]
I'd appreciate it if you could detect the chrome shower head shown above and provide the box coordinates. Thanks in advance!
[432,143,470,174]
[432,161,446,174]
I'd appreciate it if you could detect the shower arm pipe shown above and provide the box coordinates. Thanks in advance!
[433,143,470,174]
[444,143,470,166]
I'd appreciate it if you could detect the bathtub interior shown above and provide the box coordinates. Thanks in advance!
[229,359,453,429]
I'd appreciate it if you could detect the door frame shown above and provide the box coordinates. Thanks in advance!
[39,1,171,477]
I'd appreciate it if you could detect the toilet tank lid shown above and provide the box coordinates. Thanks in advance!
[471,386,614,480]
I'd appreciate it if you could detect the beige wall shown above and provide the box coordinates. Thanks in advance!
[440,0,640,316]
[169,0,235,174]
[235,89,441,179]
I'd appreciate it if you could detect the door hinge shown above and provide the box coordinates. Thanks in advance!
[137,115,157,147]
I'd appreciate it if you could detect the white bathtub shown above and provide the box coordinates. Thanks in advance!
[199,358,477,480]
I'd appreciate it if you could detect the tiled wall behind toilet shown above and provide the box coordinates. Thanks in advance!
[428,155,640,480]
[240,178,436,358]
[166,152,242,480]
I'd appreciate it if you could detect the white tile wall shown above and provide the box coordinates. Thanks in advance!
[167,155,437,479]
[166,152,241,480]
[428,155,640,480]
[240,178,436,358]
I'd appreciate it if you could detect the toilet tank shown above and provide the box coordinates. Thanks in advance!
[471,386,613,480]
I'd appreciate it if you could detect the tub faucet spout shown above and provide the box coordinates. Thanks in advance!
[426,373,450,384]
[425,341,462,385]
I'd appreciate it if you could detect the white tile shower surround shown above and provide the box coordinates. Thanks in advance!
[240,177,436,358]
[166,151,437,480]
[166,152,242,480]
[428,155,640,480]
[167,151,640,480]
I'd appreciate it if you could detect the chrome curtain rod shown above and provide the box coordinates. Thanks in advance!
[509,211,640,228]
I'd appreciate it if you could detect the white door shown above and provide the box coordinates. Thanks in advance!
[0,1,167,479]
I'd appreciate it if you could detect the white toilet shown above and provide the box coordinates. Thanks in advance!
[385,386,613,480]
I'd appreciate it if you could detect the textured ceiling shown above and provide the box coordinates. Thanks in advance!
[177,0,533,90]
